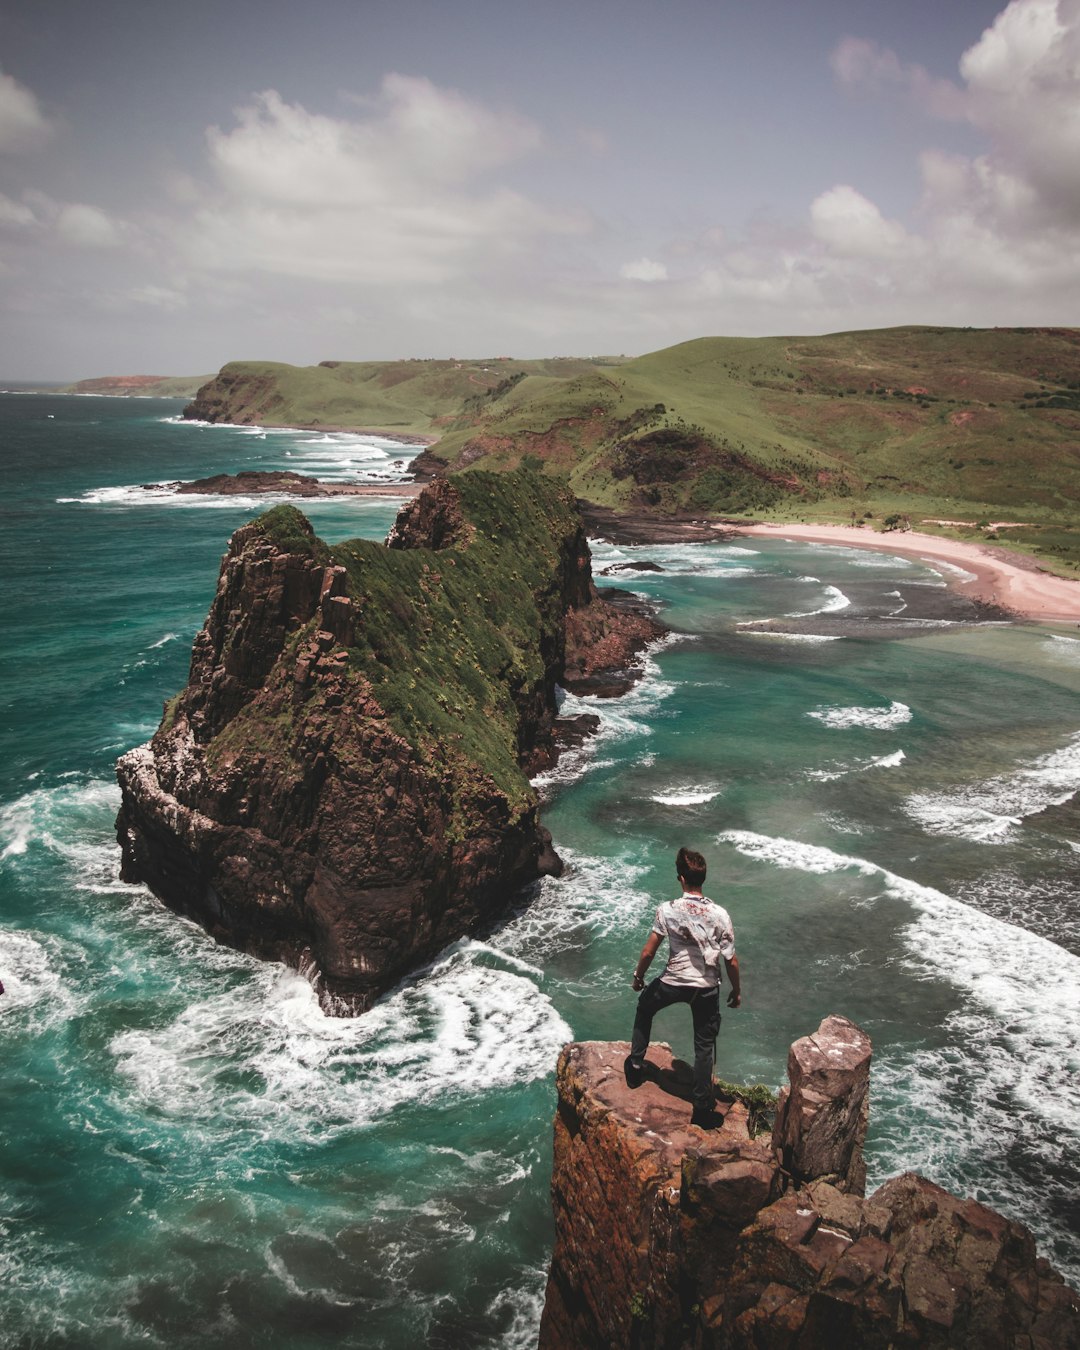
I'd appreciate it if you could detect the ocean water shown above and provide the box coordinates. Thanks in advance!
[1,394,1078,1346]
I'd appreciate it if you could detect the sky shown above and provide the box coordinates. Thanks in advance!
[1,0,1079,378]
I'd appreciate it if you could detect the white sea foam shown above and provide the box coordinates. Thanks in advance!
[0,929,77,1024]
[930,559,978,583]
[59,427,421,506]
[846,553,917,570]
[57,482,414,508]
[745,631,844,643]
[807,700,912,730]
[0,778,122,864]
[800,542,914,571]
[717,829,1080,1139]
[885,589,909,616]
[147,632,179,649]
[588,538,762,582]
[110,938,572,1143]
[905,729,1080,843]
[0,1215,96,1347]
[868,1036,1079,1289]
[486,1273,549,1350]
[493,848,653,962]
[651,784,721,806]
[807,749,906,781]
[788,584,851,619]
[533,639,678,795]
[1044,634,1080,665]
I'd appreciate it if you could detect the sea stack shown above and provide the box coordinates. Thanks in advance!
[115,467,662,1012]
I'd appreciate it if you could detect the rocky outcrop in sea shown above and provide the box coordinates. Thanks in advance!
[115,468,662,1012]
[539,1017,1079,1348]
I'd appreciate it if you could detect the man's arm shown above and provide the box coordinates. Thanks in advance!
[632,932,662,991]
[724,955,741,1008]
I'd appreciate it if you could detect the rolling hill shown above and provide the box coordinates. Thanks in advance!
[64,374,212,397]
[184,328,1080,568]
[182,356,622,438]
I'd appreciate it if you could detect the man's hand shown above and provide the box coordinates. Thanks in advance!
[632,974,645,991]
[726,989,741,1008]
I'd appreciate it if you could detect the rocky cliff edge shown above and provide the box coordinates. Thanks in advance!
[539,1018,1079,1349]
[116,468,662,1012]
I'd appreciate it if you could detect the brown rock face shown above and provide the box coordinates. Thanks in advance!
[116,470,661,1013]
[539,1021,1079,1349]
[385,475,472,552]
[771,1012,871,1195]
[540,1041,781,1350]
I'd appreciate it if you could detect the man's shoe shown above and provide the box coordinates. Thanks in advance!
[690,1105,717,1129]
[624,1056,645,1088]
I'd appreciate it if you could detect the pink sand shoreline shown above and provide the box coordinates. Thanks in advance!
[731,523,1080,623]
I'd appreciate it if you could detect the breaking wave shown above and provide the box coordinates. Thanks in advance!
[806,749,906,781]
[807,700,912,730]
[110,939,572,1146]
[905,729,1080,843]
[717,829,1080,1141]
[650,784,721,806]
[788,584,850,618]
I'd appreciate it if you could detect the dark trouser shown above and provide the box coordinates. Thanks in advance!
[630,977,721,1109]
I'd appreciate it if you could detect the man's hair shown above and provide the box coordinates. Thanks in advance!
[676,846,707,889]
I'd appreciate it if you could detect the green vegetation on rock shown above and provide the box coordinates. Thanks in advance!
[333,470,580,815]
[216,469,584,827]
[714,1077,778,1137]
[253,503,333,563]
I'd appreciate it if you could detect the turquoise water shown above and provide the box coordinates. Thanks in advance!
[1,395,1078,1346]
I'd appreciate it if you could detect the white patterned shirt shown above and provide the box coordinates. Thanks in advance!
[652,895,736,989]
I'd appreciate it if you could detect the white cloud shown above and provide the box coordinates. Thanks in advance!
[831,36,966,118]
[740,0,1080,325]
[958,0,1080,223]
[0,192,37,229]
[182,75,585,285]
[810,186,915,259]
[835,2,1080,231]
[55,203,124,248]
[0,190,127,248]
[0,69,53,153]
[620,257,668,282]
[7,7,1080,377]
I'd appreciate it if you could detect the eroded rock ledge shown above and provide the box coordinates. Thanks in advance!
[116,468,662,1012]
[539,1018,1078,1349]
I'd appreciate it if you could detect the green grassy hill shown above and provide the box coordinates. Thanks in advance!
[427,326,1080,568]
[64,374,212,397]
[185,328,1080,568]
[183,356,622,437]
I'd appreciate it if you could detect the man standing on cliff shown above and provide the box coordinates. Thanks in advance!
[625,846,740,1127]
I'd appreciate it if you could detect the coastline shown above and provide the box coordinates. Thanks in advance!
[178,413,438,445]
[732,522,1080,624]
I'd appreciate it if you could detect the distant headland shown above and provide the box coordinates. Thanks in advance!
[173,326,1080,581]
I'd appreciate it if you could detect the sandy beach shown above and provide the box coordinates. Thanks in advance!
[732,522,1080,623]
